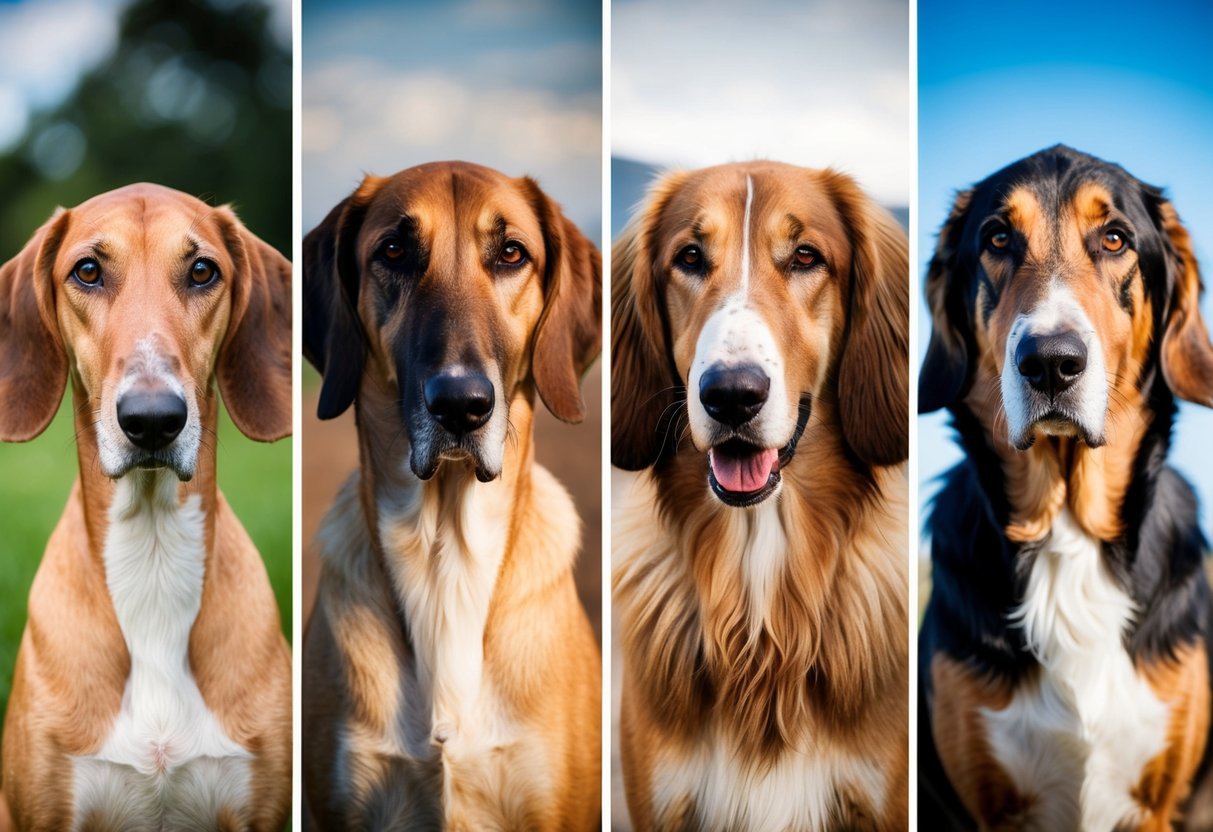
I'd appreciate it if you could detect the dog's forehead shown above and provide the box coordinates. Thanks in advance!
[658,164,845,240]
[58,185,230,267]
[364,165,542,239]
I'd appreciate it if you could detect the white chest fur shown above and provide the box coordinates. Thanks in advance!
[984,509,1169,832]
[71,472,251,831]
[651,735,886,831]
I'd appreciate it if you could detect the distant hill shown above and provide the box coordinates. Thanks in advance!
[611,155,908,240]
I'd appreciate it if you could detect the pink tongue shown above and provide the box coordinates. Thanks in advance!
[709,447,779,493]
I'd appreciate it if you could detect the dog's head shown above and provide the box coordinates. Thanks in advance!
[612,161,908,507]
[920,145,1213,449]
[0,183,291,479]
[304,161,600,483]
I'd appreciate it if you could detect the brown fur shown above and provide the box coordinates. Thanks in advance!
[612,162,908,830]
[922,154,1213,831]
[930,656,1037,829]
[0,184,291,830]
[301,162,601,830]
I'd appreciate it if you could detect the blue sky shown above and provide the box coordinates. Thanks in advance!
[918,0,1213,546]
[613,0,908,207]
[302,0,601,242]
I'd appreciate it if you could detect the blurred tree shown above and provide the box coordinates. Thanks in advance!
[0,0,291,256]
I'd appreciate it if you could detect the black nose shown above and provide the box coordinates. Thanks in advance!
[1015,332,1088,397]
[699,364,770,428]
[116,390,188,451]
[424,373,495,435]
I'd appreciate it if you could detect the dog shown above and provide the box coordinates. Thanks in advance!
[611,161,909,831]
[919,145,1213,831]
[301,161,602,830]
[0,184,292,830]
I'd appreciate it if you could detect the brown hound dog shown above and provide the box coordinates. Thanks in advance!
[302,161,602,830]
[612,161,909,830]
[0,183,292,831]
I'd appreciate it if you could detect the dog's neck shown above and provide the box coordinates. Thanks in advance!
[959,373,1157,543]
[621,404,907,755]
[354,377,536,747]
[72,378,220,561]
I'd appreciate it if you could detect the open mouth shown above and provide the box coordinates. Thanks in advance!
[708,440,783,506]
[705,396,812,508]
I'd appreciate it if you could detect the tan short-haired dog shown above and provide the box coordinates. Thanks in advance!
[0,184,292,830]
[612,161,909,831]
[302,161,602,830]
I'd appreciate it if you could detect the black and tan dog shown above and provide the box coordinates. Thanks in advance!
[301,161,601,830]
[920,145,1213,830]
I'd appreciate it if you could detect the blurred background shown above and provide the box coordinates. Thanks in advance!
[0,0,292,751]
[918,0,1213,568]
[611,0,908,237]
[611,1,907,827]
[300,0,602,644]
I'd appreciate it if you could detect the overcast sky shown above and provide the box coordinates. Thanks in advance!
[612,0,908,206]
[302,0,602,241]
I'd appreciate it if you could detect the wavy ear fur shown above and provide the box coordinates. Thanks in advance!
[918,189,974,414]
[524,178,602,424]
[0,210,70,442]
[610,171,690,471]
[1157,201,1213,407]
[829,172,909,467]
[214,207,292,441]
[303,179,380,420]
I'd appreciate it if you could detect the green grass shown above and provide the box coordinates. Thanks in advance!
[0,395,292,743]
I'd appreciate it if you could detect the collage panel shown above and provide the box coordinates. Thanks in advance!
[611,0,910,829]
[0,0,293,828]
[917,1,1213,829]
[299,0,603,827]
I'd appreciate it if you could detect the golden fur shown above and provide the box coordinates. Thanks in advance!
[612,161,909,830]
[0,184,292,831]
[301,162,602,830]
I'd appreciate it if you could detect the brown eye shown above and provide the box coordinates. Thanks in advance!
[190,258,219,287]
[1103,230,1126,253]
[793,245,818,268]
[676,245,702,269]
[72,258,102,286]
[382,240,404,260]
[989,230,1010,250]
[498,241,527,267]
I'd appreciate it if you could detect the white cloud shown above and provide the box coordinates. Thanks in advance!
[611,0,908,204]
[303,58,601,235]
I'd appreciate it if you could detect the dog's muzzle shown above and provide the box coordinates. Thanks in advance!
[407,368,504,483]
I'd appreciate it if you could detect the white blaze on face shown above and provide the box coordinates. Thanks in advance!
[687,175,793,452]
[1000,282,1107,448]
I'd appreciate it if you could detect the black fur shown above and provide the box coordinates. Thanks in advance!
[919,146,1213,829]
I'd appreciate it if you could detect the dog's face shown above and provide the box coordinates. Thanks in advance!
[921,146,1213,446]
[612,161,908,506]
[0,183,292,476]
[304,161,600,483]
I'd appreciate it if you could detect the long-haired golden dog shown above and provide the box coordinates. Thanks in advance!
[612,161,909,830]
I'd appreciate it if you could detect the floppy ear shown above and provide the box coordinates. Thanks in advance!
[610,171,688,471]
[919,189,974,413]
[1158,201,1213,407]
[303,180,378,420]
[0,210,70,442]
[523,179,602,424]
[214,207,292,442]
[831,174,909,467]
